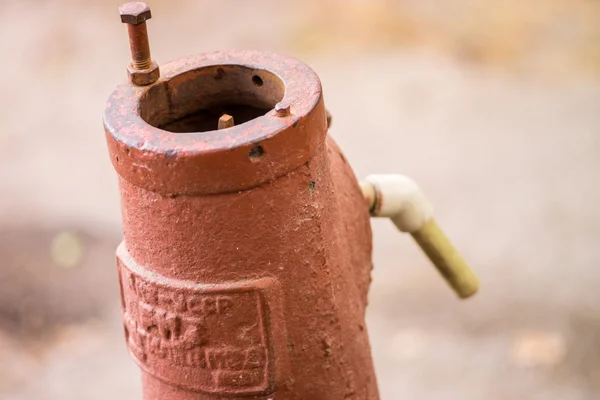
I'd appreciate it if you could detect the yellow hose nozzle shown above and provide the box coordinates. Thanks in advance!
[411,218,479,299]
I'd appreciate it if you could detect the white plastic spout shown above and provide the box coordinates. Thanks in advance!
[360,174,479,299]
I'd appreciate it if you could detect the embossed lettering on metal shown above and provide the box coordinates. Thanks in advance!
[117,245,276,395]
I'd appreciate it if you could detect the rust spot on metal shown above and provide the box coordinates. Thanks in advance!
[164,149,178,158]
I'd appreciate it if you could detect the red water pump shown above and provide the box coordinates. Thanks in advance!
[103,3,478,399]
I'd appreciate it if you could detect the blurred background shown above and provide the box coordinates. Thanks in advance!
[1,0,599,398]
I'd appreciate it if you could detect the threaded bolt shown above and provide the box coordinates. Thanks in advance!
[119,2,159,85]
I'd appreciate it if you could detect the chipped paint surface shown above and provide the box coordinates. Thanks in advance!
[104,51,326,195]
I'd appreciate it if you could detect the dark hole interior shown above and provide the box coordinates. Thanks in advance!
[140,65,285,134]
[159,104,271,133]
[252,75,264,86]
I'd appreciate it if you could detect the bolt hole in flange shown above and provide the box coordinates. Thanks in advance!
[252,75,264,87]
[139,66,284,133]
[248,144,265,162]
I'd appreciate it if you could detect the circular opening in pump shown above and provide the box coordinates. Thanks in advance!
[139,65,285,133]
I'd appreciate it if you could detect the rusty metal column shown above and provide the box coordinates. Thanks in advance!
[104,7,379,397]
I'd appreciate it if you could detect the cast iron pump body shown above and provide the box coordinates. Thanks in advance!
[103,3,479,399]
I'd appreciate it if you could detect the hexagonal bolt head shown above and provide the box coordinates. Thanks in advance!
[119,2,152,25]
[127,61,160,86]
